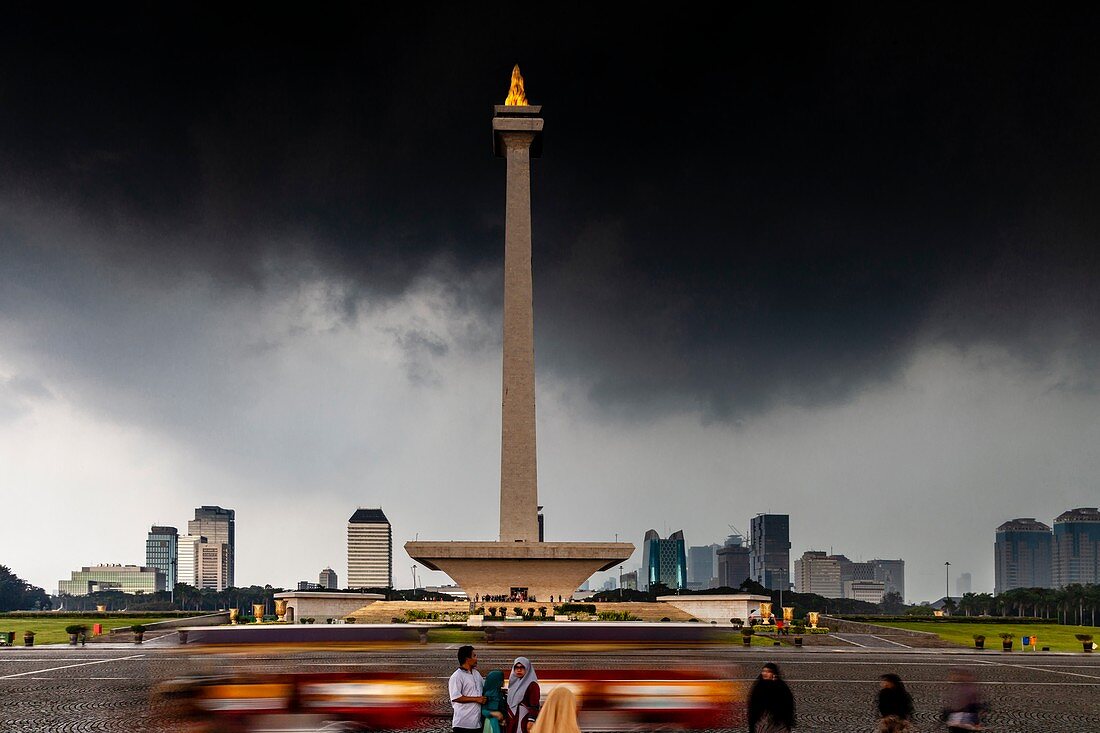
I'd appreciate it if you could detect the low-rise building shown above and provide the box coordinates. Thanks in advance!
[59,564,165,596]
[843,579,886,604]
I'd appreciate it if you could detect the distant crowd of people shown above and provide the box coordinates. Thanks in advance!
[450,646,986,733]
[474,594,570,604]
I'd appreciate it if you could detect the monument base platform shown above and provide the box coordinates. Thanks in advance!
[404,541,634,602]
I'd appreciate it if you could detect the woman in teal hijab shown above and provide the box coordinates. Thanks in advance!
[482,669,506,733]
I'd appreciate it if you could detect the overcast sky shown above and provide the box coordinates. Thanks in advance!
[2,8,1098,602]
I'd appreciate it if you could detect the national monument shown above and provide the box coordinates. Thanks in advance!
[405,67,634,600]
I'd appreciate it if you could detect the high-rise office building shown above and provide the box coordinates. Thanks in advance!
[994,518,1052,595]
[621,570,638,590]
[188,506,235,588]
[1052,507,1100,588]
[319,567,338,590]
[178,535,199,587]
[145,525,178,591]
[716,534,752,588]
[749,514,791,590]
[687,544,719,589]
[196,540,231,591]
[871,559,905,600]
[956,572,972,596]
[640,529,687,590]
[347,507,393,588]
[794,551,842,598]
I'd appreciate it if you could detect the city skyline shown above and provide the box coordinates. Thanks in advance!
[2,8,1099,604]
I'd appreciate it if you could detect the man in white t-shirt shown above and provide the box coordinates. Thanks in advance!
[449,644,486,733]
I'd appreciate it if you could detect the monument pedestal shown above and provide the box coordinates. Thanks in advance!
[406,541,633,601]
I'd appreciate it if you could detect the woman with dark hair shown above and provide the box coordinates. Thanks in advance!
[747,662,795,733]
[877,673,913,733]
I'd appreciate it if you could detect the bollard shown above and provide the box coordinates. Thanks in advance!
[178,630,189,645]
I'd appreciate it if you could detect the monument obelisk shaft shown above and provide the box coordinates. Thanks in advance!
[494,70,543,544]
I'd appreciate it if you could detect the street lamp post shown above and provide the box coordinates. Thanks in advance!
[944,561,951,609]
[619,565,623,601]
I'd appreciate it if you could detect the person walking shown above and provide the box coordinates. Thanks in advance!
[505,656,541,733]
[450,645,486,733]
[531,686,581,733]
[877,673,913,733]
[482,670,507,733]
[942,669,985,731]
[747,662,795,733]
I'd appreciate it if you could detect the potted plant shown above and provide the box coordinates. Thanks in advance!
[539,606,547,618]
[793,625,805,647]
[131,624,147,644]
[1076,634,1094,653]
[741,627,755,647]
[23,631,35,647]
[513,607,523,619]
[730,618,743,627]
[65,624,87,646]
[487,606,497,617]
[999,632,1013,651]
[973,634,985,650]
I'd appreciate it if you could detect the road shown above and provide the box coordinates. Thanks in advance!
[2,642,1099,731]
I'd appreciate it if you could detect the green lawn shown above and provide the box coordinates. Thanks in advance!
[0,617,177,646]
[874,621,1097,653]
[426,629,486,644]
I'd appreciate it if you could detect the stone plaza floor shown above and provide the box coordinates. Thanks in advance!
[1,641,1099,731]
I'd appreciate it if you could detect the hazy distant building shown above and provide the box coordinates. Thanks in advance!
[59,564,165,596]
[297,581,323,591]
[145,525,178,591]
[196,540,231,591]
[794,551,842,598]
[844,579,886,604]
[871,559,906,600]
[640,529,687,590]
[687,544,719,589]
[601,576,618,591]
[177,535,200,587]
[716,534,752,588]
[347,507,393,588]
[994,518,1052,595]
[319,567,338,590]
[750,514,791,591]
[188,506,235,588]
[1052,508,1100,588]
[621,570,638,591]
[956,572,972,596]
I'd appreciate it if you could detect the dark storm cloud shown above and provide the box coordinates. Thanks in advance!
[2,6,1099,420]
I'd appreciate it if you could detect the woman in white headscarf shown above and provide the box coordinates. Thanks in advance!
[505,656,541,733]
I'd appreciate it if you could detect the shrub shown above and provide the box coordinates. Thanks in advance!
[660,617,670,622]
[513,607,524,618]
[302,617,315,624]
[65,624,88,635]
[741,627,755,637]
[1075,634,1094,642]
[688,618,699,622]
[497,606,507,617]
[538,606,547,618]
[792,625,806,635]
[730,618,743,626]
[487,607,497,617]
[131,625,147,634]
[475,607,486,615]
[597,611,639,621]
[973,634,985,642]
[555,603,597,614]
[999,632,1014,642]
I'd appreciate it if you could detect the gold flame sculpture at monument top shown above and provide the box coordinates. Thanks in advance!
[505,64,528,106]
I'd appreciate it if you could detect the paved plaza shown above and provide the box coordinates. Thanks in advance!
[1,642,1099,731]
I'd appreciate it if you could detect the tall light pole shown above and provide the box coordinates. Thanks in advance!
[619,565,624,601]
[944,561,951,606]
